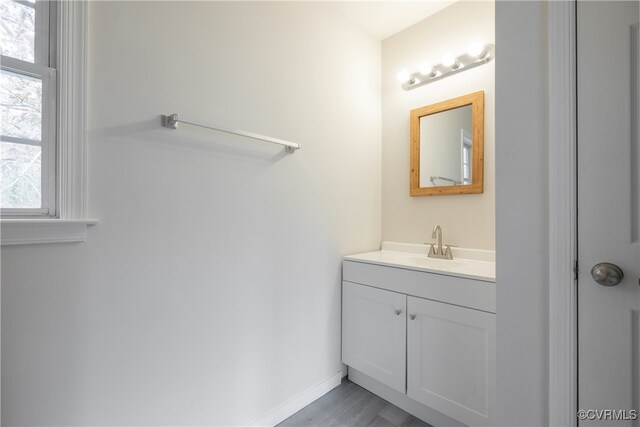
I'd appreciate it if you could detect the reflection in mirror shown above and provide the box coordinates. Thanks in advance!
[410,91,484,197]
[419,105,472,187]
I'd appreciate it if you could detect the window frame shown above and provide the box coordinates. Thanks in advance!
[1,57,57,217]
[1,0,96,245]
[1,0,56,217]
[461,129,472,185]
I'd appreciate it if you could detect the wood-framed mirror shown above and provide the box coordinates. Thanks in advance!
[410,91,484,196]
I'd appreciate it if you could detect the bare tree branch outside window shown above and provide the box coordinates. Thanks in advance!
[0,0,43,209]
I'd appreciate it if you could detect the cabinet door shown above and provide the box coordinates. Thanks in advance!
[342,281,406,393]
[407,296,495,426]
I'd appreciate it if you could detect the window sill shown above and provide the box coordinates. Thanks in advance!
[1,219,98,246]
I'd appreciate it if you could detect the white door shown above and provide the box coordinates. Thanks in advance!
[406,296,495,426]
[578,1,640,425]
[341,281,406,393]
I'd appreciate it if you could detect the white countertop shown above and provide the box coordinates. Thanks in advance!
[344,242,496,282]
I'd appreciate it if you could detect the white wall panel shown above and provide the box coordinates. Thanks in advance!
[1,3,381,425]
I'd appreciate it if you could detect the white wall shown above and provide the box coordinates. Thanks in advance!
[495,2,549,425]
[381,1,495,250]
[0,2,381,425]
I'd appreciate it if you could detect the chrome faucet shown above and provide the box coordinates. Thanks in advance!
[432,225,443,253]
[428,224,454,260]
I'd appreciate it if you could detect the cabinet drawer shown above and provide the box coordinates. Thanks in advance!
[343,260,495,313]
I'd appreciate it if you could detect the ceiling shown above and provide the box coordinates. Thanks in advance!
[332,1,457,40]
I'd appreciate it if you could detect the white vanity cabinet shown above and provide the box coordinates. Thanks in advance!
[341,250,496,427]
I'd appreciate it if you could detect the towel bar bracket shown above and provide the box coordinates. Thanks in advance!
[161,114,179,130]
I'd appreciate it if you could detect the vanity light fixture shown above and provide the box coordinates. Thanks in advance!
[419,63,437,78]
[468,41,486,57]
[442,54,460,69]
[397,69,414,85]
[400,42,495,90]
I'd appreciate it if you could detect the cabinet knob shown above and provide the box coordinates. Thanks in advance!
[394,309,402,315]
[409,314,416,320]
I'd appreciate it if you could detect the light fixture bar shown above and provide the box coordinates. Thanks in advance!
[401,44,495,91]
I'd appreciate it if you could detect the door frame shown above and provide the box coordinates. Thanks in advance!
[548,1,578,426]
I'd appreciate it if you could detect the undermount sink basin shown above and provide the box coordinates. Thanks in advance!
[344,242,495,282]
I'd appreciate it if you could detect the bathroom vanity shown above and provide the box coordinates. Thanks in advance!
[342,242,496,426]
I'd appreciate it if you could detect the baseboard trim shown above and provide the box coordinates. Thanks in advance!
[250,371,343,426]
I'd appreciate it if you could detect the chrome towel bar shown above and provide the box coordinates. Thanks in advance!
[429,176,462,185]
[160,113,301,154]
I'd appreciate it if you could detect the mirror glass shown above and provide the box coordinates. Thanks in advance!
[419,105,473,187]
[410,91,484,196]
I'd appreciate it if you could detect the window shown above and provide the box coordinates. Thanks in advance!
[461,129,472,185]
[1,0,56,216]
[0,1,94,245]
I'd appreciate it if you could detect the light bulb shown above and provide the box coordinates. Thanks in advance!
[442,54,459,69]
[419,63,435,76]
[468,41,486,58]
[397,70,411,83]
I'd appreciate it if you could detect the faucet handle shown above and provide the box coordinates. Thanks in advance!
[443,244,458,260]
[441,245,456,260]
[426,243,437,256]
[444,244,458,253]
